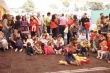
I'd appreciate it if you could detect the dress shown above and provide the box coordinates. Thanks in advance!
[44,45,54,55]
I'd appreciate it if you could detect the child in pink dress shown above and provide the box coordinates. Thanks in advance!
[44,40,54,55]
[97,39,109,59]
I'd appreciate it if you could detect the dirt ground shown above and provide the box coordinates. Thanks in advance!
[0,49,110,73]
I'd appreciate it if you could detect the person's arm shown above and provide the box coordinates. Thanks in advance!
[3,19,9,29]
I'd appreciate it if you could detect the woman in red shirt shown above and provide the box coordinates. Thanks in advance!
[50,14,58,37]
[30,16,38,37]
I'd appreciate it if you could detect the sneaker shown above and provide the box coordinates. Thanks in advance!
[97,56,100,59]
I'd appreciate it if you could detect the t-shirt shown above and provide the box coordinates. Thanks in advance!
[81,17,90,27]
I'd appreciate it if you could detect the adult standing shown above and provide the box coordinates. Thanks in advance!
[14,15,21,31]
[36,12,43,37]
[80,13,90,41]
[100,16,109,36]
[50,14,58,37]
[21,16,29,35]
[59,14,67,38]
[45,12,51,33]
[2,14,10,39]
[96,13,104,33]
[30,16,38,37]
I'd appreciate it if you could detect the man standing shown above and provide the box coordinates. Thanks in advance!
[80,13,90,41]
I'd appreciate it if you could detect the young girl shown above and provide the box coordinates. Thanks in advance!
[80,39,90,56]
[15,37,23,52]
[9,29,21,51]
[23,34,34,47]
[92,32,100,53]
[44,40,54,55]
[34,41,43,55]
[97,39,109,59]
[77,31,86,42]
[54,34,64,54]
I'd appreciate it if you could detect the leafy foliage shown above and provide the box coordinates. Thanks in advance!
[86,2,103,10]
[105,3,110,9]
[22,0,35,12]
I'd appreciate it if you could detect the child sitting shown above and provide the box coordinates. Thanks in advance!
[0,31,8,51]
[44,40,54,55]
[23,34,34,47]
[15,37,23,52]
[80,39,90,56]
[9,29,21,51]
[34,41,43,55]
[26,42,35,56]
[54,34,64,54]
[89,30,95,50]
[92,32,100,53]
[97,39,109,59]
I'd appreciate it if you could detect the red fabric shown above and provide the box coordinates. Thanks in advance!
[85,22,90,30]
[50,19,58,29]
[107,40,110,51]
[68,20,74,26]
[30,19,38,32]
[44,45,54,55]
[90,33,95,40]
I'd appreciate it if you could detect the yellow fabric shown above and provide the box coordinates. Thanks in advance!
[73,54,87,62]
[45,16,50,26]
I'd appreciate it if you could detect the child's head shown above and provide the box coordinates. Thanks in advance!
[90,30,94,33]
[27,42,31,47]
[49,33,53,38]
[13,29,18,35]
[47,40,53,46]
[107,32,110,39]
[0,31,4,39]
[57,34,62,40]
[71,38,77,46]
[81,30,86,35]
[42,34,47,39]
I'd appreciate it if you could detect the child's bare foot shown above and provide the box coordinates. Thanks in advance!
[19,49,23,52]
[108,60,110,63]
[15,49,18,52]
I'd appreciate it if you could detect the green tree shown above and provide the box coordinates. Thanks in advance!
[105,3,110,9]
[22,0,35,13]
[60,0,72,8]
[48,3,58,9]
[86,2,103,10]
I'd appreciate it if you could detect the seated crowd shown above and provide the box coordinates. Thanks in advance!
[0,12,110,64]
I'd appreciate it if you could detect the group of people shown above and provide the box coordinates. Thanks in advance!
[0,12,110,65]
